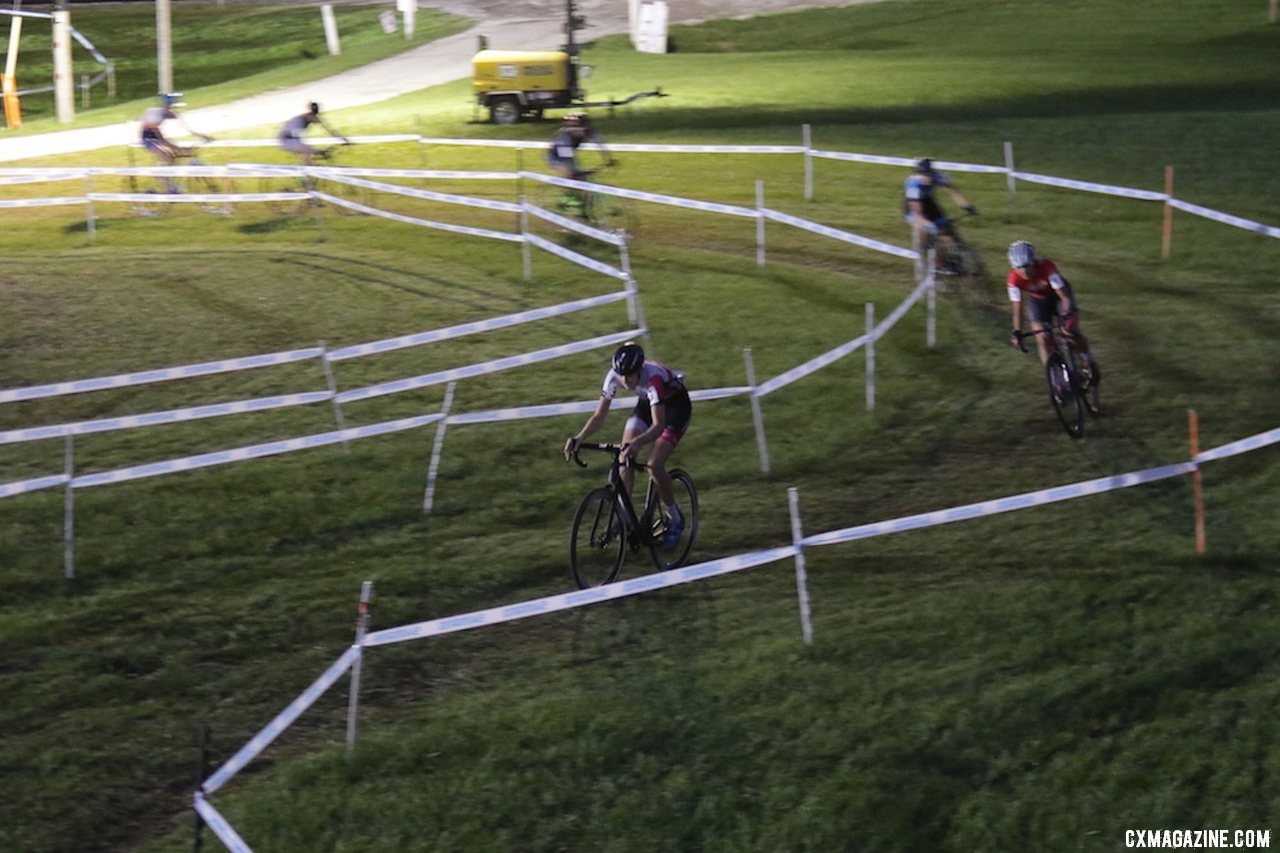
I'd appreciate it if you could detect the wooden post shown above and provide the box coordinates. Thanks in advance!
[1189,409,1206,554]
[1270,0,1278,24]
[1161,165,1174,259]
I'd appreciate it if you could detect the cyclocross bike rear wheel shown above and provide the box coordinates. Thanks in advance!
[645,469,699,572]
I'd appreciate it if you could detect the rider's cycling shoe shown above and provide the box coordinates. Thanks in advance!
[661,517,685,551]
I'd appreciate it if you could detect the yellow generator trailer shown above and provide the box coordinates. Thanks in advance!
[472,49,581,125]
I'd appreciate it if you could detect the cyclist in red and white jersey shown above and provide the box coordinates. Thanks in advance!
[564,341,692,549]
[1006,240,1099,380]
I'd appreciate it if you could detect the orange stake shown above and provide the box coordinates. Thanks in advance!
[1189,409,1206,554]
[1161,165,1174,259]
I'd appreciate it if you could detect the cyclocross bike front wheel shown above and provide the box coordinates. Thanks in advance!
[570,486,628,589]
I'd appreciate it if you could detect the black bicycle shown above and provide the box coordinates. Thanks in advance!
[1015,317,1100,438]
[259,144,369,217]
[123,147,231,217]
[539,163,636,236]
[567,442,699,589]
[929,217,986,287]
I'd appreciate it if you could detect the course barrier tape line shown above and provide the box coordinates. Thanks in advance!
[522,171,759,219]
[523,201,628,246]
[447,395,636,426]
[1010,171,1167,202]
[1195,425,1280,463]
[803,461,1199,549]
[762,208,919,260]
[362,547,800,648]
[0,171,85,185]
[0,347,324,405]
[334,329,643,405]
[0,391,334,446]
[202,645,361,796]
[328,291,630,361]
[690,385,755,402]
[0,474,70,499]
[754,276,929,397]
[317,171,522,213]
[91,191,303,205]
[312,191,523,243]
[70,413,443,490]
[1166,199,1280,239]
[193,794,252,853]
[0,197,86,209]
[525,232,630,274]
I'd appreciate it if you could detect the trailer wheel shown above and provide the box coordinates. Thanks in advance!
[490,97,521,125]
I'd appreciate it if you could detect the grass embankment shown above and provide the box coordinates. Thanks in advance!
[1,0,1278,850]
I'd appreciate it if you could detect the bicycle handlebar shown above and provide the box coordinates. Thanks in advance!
[568,441,646,470]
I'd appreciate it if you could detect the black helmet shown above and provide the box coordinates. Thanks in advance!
[914,157,932,173]
[612,341,645,375]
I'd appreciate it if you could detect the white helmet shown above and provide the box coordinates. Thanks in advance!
[1007,240,1036,268]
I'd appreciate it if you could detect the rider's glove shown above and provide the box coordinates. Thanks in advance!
[1009,330,1023,349]
[963,203,978,215]
[563,436,580,461]
[1061,312,1079,334]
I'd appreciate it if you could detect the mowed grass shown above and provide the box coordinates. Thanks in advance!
[1,0,1279,850]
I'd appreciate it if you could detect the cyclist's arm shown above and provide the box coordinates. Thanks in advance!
[320,118,351,144]
[566,395,612,453]
[625,401,666,454]
[1008,282,1024,342]
[944,186,972,208]
[1048,272,1072,313]
[175,114,211,142]
[591,131,614,165]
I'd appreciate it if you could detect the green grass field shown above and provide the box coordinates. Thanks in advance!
[2,0,1279,850]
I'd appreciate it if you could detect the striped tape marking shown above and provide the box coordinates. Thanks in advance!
[329,291,629,361]
[0,197,87,208]
[1195,425,1280,463]
[70,413,443,489]
[192,794,252,853]
[1167,199,1280,239]
[446,396,634,425]
[313,191,522,243]
[525,232,629,274]
[803,461,1198,548]
[1011,171,1167,201]
[0,347,324,405]
[319,171,522,213]
[202,645,361,796]
[363,547,799,648]
[0,474,71,499]
[0,391,334,446]
[335,329,642,405]
[522,171,758,219]
[762,208,918,260]
[522,202,628,246]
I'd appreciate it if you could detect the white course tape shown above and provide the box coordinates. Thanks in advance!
[318,171,522,213]
[523,202,627,245]
[0,474,70,499]
[762,208,918,260]
[193,794,252,853]
[525,232,629,273]
[0,347,324,405]
[1167,199,1280,239]
[690,385,754,402]
[809,151,916,167]
[328,291,629,361]
[335,329,643,405]
[1195,425,1280,463]
[0,391,334,446]
[0,171,85,185]
[803,461,1197,548]
[0,196,86,209]
[70,412,443,489]
[523,171,758,219]
[363,546,799,648]
[447,396,633,425]
[313,191,522,243]
[1011,171,1167,202]
[202,645,361,796]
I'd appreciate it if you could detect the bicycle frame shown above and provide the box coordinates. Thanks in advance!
[573,442,659,548]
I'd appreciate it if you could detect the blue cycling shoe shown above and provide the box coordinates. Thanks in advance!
[661,517,684,551]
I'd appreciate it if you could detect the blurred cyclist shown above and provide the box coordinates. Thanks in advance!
[903,157,977,268]
[139,92,211,168]
[564,341,691,550]
[278,102,350,167]
[1006,240,1100,382]
[547,111,613,181]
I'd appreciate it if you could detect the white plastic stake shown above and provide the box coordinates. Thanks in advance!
[63,435,74,581]
[422,382,456,513]
[744,347,771,474]
[321,4,341,56]
[624,274,647,334]
[319,342,348,451]
[865,303,876,412]
[1004,141,1018,222]
[803,123,813,201]
[926,262,936,350]
[346,580,373,755]
[520,197,532,280]
[787,487,814,645]
[755,180,766,268]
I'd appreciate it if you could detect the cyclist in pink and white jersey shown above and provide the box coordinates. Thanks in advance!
[1006,240,1099,380]
[564,341,692,549]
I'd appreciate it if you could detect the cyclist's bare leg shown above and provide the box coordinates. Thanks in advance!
[1030,320,1052,365]
[620,420,645,497]
[647,438,678,509]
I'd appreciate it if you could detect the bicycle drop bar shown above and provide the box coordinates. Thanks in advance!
[570,441,647,470]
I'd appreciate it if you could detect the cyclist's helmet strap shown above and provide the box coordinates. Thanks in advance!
[612,341,645,375]
[1007,240,1036,268]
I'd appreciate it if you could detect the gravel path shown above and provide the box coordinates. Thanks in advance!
[0,1,877,162]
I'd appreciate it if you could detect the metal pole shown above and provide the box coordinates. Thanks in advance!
[345,581,374,756]
[755,179,766,268]
[1003,141,1018,222]
[802,123,813,201]
[422,382,456,513]
[865,303,876,412]
[744,347,770,475]
[787,487,813,645]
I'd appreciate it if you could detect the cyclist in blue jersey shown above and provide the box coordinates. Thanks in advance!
[903,157,977,268]
[139,93,211,168]
[547,111,612,181]
[564,342,691,549]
